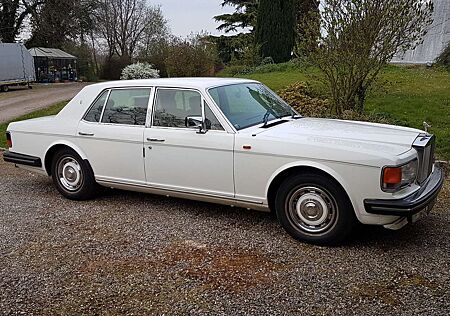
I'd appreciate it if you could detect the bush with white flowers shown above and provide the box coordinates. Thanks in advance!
[120,62,160,80]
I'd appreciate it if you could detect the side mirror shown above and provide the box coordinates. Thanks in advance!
[185,116,207,134]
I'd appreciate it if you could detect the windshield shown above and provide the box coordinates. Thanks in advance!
[208,83,296,130]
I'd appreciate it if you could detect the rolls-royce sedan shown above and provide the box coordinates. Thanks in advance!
[3,78,444,245]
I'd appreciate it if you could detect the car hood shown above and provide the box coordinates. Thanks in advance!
[254,118,422,156]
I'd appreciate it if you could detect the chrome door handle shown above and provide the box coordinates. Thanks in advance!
[79,132,94,136]
[147,138,165,142]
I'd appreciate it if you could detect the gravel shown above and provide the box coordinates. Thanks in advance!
[0,158,449,315]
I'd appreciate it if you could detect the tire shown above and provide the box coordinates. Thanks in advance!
[1,85,9,92]
[275,172,357,246]
[51,148,98,200]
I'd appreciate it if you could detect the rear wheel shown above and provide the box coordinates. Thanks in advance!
[51,148,98,200]
[1,85,9,92]
[275,173,357,245]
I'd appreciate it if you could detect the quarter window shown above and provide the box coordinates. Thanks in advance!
[101,89,151,126]
[205,102,224,131]
[84,90,108,122]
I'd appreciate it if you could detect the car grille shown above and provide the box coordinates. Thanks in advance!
[413,134,436,184]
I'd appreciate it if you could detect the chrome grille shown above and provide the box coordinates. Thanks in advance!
[413,134,435,184]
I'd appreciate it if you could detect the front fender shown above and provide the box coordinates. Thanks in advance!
[264,160,360,219]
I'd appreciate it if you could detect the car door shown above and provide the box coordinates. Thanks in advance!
[143,87,235,198]
[76,87,152,184]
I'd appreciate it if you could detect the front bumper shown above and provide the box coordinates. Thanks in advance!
[3,150,42,167]
[364,166,444,217]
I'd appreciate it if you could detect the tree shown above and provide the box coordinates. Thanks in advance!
[96,0,166,61]
[165,35,218,77]
[294,0,319,57]
[305,0,434,114]
[26,0,98,48]
[0,0,43,43]
[214,0,258,33]
[255,0,295,63]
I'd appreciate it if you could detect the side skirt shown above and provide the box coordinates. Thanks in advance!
[96,179,270,212]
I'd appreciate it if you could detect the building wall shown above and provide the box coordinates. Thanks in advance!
[392,0,450,64]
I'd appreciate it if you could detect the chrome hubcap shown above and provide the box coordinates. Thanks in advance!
[287,186,338,234]
[57,157,83,191]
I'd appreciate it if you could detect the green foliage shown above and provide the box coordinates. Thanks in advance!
[63,42,98,82]
[219,58,314,77]
[294,0,320,57]
[255,0,295,63]
[209,33,254,65]
[102,56,131,80]
[305,0,434,115]
[214,0,259,33]
[436,43,450,71]
[0,0,42,43]
[224,65,450,160]
[165,35,219,77]
[26,0,97,48]
[277,82,331,117]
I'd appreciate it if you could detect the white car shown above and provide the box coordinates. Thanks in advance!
[3,78,444,245]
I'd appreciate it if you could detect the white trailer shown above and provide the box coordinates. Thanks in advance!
[0,43,36,92]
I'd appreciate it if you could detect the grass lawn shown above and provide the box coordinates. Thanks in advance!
[0,101,68,149]
[223,65,450,160]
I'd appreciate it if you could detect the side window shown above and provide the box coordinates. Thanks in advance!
[84,90,108,122]
[205,102,224,131]
[101,89,151,125]
[153,89,202,128]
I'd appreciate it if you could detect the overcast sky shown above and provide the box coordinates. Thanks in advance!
[156,0,235,37]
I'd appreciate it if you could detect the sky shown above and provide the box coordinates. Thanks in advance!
[156,0,235,37]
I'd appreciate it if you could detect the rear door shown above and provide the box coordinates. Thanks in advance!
[76,87,152,184]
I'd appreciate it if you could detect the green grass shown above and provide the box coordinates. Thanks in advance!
[0,101,69,149]
[221,64,450,160]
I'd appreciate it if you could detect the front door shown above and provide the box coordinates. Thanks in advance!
[76,87,152,184]
[143,88,234,198]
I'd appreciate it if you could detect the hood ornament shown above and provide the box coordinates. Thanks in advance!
[423,121,431,133]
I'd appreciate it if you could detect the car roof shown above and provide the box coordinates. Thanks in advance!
[87,77,259,90]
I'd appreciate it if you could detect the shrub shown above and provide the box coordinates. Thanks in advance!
[277,82,398,125]
[165,35,219,77]
[277,82,331,117]
[120,62,160,80]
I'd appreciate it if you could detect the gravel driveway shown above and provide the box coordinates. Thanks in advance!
[0,158,449,315]
[0,83,89,123]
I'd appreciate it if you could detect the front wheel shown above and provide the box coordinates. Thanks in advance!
[275,173,357,246]
[51,148,98,200]
[0,85,9,92]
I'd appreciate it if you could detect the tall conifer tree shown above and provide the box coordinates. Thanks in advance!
[255,0,295,63]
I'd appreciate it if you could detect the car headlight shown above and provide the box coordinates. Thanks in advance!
[381,159,418,192]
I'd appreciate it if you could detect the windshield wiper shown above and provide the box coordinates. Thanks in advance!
[262,110,271,127]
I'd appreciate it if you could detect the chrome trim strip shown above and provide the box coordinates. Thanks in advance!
[96,178,269,212]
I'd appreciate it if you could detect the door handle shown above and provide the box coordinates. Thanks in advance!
[79,132,94,136]
[147,138,165,142]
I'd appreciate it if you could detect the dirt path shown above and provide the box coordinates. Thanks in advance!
[0,83,89,123]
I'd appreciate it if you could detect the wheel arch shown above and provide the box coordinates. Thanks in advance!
[44,141,88,176]
[266,162,356,215]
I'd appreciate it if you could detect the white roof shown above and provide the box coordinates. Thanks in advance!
[87,77,259,90]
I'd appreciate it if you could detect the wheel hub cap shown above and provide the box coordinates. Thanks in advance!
[287,186,338,235]
[296,193,328,226]
[57,157,83,191]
